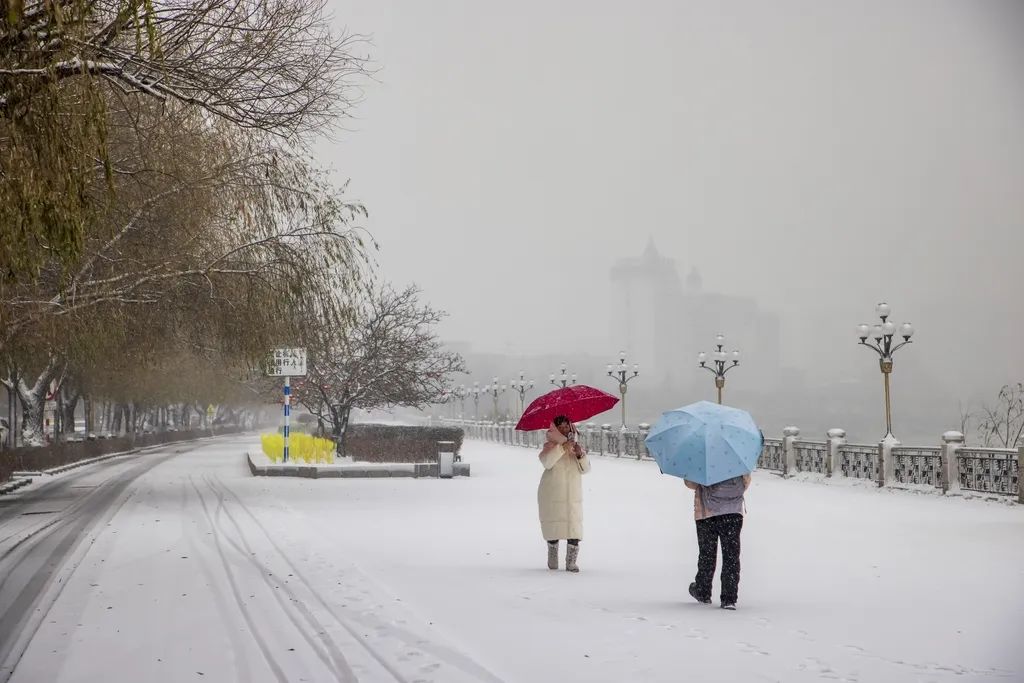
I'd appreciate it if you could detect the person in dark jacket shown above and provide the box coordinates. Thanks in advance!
[684,474,751,610]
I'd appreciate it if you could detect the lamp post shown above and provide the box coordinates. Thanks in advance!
[438,390,452,419]
[607,352,639,428]
[509,371,535,415]
[470,382,482,421]
[446,389,461,420]
[698,333,740,405]
[550,363,577,389]
[457,384,468,419]
[857,302,915,440]
[484,377,507,421]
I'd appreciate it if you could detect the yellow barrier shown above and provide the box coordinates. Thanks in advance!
[260,432,335,464]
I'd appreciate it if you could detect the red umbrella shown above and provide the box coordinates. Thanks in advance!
[515,385,620,431]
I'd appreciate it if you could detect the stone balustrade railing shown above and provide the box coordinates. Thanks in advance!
[442,418,1022,503]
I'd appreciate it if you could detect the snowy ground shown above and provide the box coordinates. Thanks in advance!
[8,436,1024,682]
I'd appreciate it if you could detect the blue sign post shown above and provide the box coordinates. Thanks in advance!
[266,348,307,463]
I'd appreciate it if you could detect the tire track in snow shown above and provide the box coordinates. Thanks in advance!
[0,448,188,682]
[195,476,358,682]
[188,476,295,683]
[208,475,506,683]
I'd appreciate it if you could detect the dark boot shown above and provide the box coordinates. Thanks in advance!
[689,582,711,604]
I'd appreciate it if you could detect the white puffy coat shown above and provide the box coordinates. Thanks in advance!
[537,425,591,541]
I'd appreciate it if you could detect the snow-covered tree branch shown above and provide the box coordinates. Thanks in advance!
[293,285,466,456]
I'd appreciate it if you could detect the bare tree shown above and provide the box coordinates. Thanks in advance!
[958,400,974,445]
[294,286,466,456]
[0,3,374,437]
[1,101,371,352]
[0,0,367,133]
[0,98,371,441]
[0,0,369,280]
[976,383,1024,449]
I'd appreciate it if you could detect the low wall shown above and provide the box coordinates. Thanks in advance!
[345,424,464,463]
[0,426,244,483]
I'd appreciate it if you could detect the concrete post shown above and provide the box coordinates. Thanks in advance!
[600,423,612,456]
[638,423,651,459]
[826,428,846,477]
[941,431,964,495]
[880,433,900,487]
[1018,446,1023,504]
[782,426,800,477]
[619,424,628,458]
[585,422,596,453]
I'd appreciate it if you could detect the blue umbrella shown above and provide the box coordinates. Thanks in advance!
[644,401,763,486]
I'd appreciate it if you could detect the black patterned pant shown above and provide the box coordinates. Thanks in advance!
[693,513,743,604]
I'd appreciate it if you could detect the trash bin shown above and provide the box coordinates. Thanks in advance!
[437,440,456,478]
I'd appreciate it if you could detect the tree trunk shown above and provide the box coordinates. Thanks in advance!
[112,404,124,434]
[19,392,46,446]
[331,404,353,457]
[4,383,14,449]
[132,403,143,434]
[61,390,81,435]
[83,396,93,435]
[14,360,60,446]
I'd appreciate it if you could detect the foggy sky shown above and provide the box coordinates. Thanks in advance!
[319,1,1024,405]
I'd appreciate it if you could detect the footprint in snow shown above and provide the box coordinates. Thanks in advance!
[738,642,770,656]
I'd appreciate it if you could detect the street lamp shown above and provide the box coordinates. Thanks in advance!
[483,376,507,421]
[445,388,462,420]
[550,363,577,389]
[470,382,483,421]
[607,351,639,428]
[457,384,468,419]
[438,390,452,419]
[509,371,535,415]
[857,302,915,440]
[698,333,740,405]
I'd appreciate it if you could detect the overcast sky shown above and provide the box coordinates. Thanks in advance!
[318,0,1024,400]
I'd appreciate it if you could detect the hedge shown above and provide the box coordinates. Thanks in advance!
[0,426,244,484]
[345,424,464,463]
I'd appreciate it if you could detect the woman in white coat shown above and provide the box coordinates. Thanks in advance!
[538,415,591,572]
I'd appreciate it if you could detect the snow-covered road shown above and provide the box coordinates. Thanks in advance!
[4,435,1022,682]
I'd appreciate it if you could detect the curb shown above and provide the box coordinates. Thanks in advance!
[0,478,31,495]
[246,452,471,479]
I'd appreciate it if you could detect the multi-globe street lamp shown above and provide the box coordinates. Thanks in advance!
[606,352,639,428]
[483,376,507,421]
[509,371,535,415]
[698,333,740,405]
[856,302,915,440]
[550,363,577,389]
[470,382,483,421]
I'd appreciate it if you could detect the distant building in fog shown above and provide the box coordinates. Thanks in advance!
[609,239,782,392]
